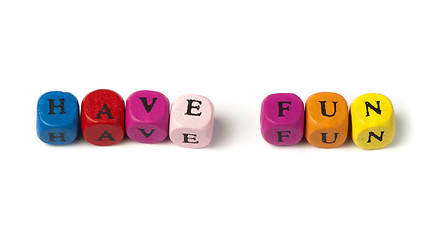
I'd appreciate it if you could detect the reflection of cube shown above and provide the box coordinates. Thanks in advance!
[169,94,214,148]
[81,89,125,146]
[260,93,304,146]
[305,92,349,148]
[36,91,79,145]
[125,90,170,143]
[351,93,395,150]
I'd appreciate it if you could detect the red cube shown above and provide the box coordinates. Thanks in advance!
[81,89,125,146]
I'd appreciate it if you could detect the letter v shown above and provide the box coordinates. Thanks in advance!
[138,128,155,138]
[139,97,157,113]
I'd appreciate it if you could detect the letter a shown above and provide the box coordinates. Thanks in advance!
[97,131,116,141]
[95,103,114,119]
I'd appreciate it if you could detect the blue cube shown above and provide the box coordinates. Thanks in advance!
[36,91,79,145]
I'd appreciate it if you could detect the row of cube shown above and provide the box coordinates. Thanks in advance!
[37,90,214,148]
[261,92,395,149]
[37,90,395,149]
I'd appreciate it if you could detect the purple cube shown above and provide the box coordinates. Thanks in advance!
[125,90,170,143]
[260,93,305,145]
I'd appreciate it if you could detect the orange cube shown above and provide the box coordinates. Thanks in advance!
[305,92,348,148]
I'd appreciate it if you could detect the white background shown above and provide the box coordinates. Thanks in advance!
[0,0,436,239]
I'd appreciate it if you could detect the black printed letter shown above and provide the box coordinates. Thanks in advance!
[138,128,155,138]
[48,99,66,114]
[277,102,292,117]
[182,133,199,144]
[139,97,157,113]
[95,104,114,119]
[321,132,339,144]
[319,101,337,117]
[97,131,116,141]
[277,131,291,142]
[367,131,384,143]
[185,99,202,116]
[365,101,381,116]
[48,132,66,142]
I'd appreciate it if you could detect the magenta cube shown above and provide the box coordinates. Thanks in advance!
[260,93,304,145]
[125,90,170,143]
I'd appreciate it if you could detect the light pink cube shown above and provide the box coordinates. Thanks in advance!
[125,90,170,143]
[169,94,214,148]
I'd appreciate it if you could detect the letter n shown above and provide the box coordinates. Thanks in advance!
[365,101,381,116]
[367,131,384,143]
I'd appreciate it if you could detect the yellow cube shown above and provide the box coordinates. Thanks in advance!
[350,93,395,149]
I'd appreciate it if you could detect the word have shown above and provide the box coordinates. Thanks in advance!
[37,90,214,148]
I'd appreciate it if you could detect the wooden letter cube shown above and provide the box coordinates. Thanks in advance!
[350,93,395,149]
[305,92,348,148]
[169,94,214,148]
[81,89,125,146]
[260,93,304,145]
[36,91,79,145]
[125,90,170,143]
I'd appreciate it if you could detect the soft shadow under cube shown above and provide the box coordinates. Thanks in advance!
[260,93,304,146]
[169,94,214,148]
[36,91,79,145]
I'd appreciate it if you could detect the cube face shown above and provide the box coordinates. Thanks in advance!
[260,93,304,145]
[125,90,170,143]
[305,92,348,148]
[169,94,214,148]
[36,91,79,145]
[81,89,125,146]
[350,93,395,149]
